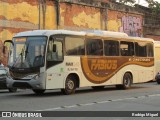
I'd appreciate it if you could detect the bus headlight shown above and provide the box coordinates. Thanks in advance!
[33,75,39,80]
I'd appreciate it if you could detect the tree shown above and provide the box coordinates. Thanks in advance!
[38,0,46,29]
[145,0,160,14]
[41,0,46,29]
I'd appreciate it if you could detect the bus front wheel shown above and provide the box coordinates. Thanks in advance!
[116,73,132,89]
[61,76,76,95]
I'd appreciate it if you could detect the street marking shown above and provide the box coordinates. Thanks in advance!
[123,97,137,100]
[97,100,111,104]
[148,94,160,97]
[35,93,160,111]
[65,105,78,108]
[136,96,146,98]
[80,103,96,106]
[111,99,124,102]
[36,107,62,111]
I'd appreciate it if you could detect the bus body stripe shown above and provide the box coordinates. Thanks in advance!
[81,56,154,84]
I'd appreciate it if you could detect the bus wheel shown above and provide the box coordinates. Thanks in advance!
[92,86,105,90]
[157,80,160,84]
[116,73,132,89]
[61,76,76,95]
[156,73,160,84]
[32,89,45,94]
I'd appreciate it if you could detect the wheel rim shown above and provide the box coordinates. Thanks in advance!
[124,74,131,87]
[124,78,130,86]
[66,79,74,90]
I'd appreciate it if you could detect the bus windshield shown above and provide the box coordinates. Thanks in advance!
[9,36,47,69]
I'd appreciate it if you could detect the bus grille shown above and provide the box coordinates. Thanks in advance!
[13,82,32,89]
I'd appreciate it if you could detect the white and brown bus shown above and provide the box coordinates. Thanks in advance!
[4,30,155,94]
[154,41,160,84]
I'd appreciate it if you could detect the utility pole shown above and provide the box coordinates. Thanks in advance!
[38,0,41,30]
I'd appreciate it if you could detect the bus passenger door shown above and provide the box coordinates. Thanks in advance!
[46,36,64,89]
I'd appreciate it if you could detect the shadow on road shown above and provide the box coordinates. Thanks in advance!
[10,85,149,98]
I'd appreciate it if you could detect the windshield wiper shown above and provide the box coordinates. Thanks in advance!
[20,48,24,64]
[11,45,25,68]
[25,44,32,67]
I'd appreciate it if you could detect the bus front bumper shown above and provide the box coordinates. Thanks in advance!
[6,77,45,90]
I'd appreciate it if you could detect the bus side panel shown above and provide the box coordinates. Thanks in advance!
[46,63,65,89]
[137,67,154,83]
[80,56,154,87]
[98,74,117,86]
[155,46,160,76]
[65,57,101,87]
[111,65,153,85]
[80,71,117,87]
[116,65,138,84]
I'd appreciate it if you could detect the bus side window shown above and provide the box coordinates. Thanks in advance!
[65,37,84,55]
[135,42,147,57]
[86,39,103,56]
[47,39,56,61]
[120,41,134,56]
[47,38,63,61]
[104,40,119,56]
[147,43,153,57]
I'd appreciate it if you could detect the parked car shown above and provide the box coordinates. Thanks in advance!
[0,66,17,92]
[155,72,160,84]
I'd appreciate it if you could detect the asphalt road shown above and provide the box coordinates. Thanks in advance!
[0,81,160,120]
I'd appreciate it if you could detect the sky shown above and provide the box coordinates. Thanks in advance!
[136,0,160,7]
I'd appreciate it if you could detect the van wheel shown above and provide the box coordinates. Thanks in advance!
[116,73,132,89]
[61,76,76,95]
[33,89,45,94]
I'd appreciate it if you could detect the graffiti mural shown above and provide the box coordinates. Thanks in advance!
[119,16,142,37]
[107,10,143,37]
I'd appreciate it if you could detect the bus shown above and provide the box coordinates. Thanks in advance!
[4,30,155,95]
[154,41,160,84]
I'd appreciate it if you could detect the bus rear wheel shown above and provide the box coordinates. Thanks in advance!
[61,76,76,95]
[116,73,132,89]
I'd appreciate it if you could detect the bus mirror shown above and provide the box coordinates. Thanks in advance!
[3,46,6,54]
[4,40,14,46]
[53,44,57,52]
[3,40,14,54]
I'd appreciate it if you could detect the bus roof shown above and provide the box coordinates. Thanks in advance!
[14,30,129,38]
[14,30,86,37]
[127,36,154,42]
[85,30,128,37]
[14,30,154,43]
